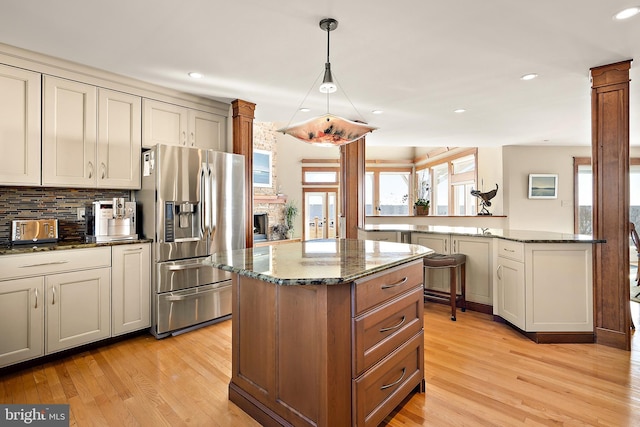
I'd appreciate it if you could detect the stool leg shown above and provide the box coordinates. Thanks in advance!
[461,262,466,313]
[450,266,456,321]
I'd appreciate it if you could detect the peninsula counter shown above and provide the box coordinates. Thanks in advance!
[360,225,604,343]
[210,238,431,427]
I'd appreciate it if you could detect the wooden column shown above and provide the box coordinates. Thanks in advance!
[232,99,256,249]
[340,137,365,239]
[590,60,631,350]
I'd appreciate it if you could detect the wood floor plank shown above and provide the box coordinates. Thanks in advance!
[1,304,639,426]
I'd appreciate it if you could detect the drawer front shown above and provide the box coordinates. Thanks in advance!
[0,247,111,280]
[353,260,423,316]
[497,239,524,262]
[353,286,423,376]
[354,332,424,427]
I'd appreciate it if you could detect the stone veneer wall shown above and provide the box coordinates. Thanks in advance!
[0,187,130,244]
[253,122,287,239]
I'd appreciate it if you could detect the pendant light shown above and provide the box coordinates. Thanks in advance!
[278,18,377,146]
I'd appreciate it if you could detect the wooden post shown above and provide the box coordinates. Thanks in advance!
[232,99,256,249]
[340,137,366,239]
[590,60,631,350]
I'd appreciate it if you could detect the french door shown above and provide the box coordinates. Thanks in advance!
[303,190,338,240]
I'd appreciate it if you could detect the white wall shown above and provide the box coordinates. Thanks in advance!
[502,145,591,233]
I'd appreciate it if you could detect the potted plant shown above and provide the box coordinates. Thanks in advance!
[414,198,430,216]
[283,201,299,238]
[404,176,431,216]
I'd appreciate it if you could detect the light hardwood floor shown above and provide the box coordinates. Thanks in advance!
[1,303,639,426]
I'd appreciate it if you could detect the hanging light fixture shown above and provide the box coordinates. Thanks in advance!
[278,18,377,146]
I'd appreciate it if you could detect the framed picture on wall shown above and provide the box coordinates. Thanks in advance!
[528,174,558,199]
[253,149,272,187]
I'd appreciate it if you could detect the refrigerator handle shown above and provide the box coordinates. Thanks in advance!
[199,167,207,237]
[209,167,216,238]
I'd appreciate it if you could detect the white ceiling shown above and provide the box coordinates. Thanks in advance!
[1,0,639,148]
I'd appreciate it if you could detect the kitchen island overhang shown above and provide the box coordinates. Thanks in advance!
[209,238,432,427]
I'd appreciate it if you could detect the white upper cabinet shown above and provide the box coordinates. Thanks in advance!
[42,75,97,187]
[188,109,226,151]
[98,89,142,188]
[42,76,142,189]
[0,64,41,186]
[143,99,188,147]
[143,99,227,150]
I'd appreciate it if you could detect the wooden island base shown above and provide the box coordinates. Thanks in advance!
[228,258,426,427]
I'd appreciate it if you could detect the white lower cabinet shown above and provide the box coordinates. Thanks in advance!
[496,256,525,329]
[46,268,111,354]
[112,243,151,336]
[0,277,44,367]
[411,233,493,304]
[0,243,151,368]
[495,241,593,333]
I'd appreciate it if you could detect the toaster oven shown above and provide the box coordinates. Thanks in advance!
[11,219,59,244]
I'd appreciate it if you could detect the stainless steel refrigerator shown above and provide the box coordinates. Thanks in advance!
[136,144,245,338]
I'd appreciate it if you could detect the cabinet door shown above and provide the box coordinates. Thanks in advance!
[453,236,493,305]
[42,75,97,187]
[0,277,44,368]
[411,233,450,292]
[188,109,226,150]
[142,99,188,147]
[112,244,151,336]
[46,268,111,354]
[496,256,525,329]
[97,89,142,189]
[0,65,41,186]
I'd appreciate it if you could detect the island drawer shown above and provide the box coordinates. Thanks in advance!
[0,247,111,280]
[353,331,424,427]
[353,259,423,316]
[353,285,423,376]
[497,239,524,262]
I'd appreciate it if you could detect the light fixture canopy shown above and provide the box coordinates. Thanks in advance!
[278,18,376,146]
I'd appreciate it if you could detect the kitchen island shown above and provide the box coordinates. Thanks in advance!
[209,238,431,427]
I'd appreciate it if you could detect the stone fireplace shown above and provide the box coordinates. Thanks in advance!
[253,213,268,242]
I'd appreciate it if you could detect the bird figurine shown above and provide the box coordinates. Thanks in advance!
[471,184,499,215]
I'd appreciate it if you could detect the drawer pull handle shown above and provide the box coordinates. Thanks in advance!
[51,286,56,305]
[34,288,38,309]
[379,316,406,333]
[497,265,503,280]
[381,277,408,290]
[20,260,70,268]
[503,248,516,253]
[380,368,406,391]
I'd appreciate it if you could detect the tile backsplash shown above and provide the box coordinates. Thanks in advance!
[0,187,130,244]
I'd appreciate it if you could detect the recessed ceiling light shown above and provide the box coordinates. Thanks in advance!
[372,110,384,115]
[454,109,466,113]
[299,107,311,113]
[188,72,203,79]
[521,73,538,81]
[614,6,640,20]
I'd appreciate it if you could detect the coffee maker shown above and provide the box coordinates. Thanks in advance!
[86,198,138,242]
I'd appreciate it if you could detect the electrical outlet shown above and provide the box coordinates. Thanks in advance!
[77,207,86,221]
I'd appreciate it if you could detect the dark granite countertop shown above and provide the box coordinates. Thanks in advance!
[361,224,605,243]
[0,238,153,256]
[209,238,432,286]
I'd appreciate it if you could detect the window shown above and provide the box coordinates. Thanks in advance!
[573,157,640,235]
[303,168,338,184]
[365,169,411,215]
[253,149,272,187]
[417,149,477,216]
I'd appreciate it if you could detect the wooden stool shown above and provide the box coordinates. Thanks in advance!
[423,253,466,321]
